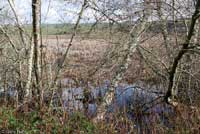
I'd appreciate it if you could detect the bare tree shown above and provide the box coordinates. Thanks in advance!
[94,0,152,121]
[165,0,200,105]
[24,0,41,110]
[32,0,41,96]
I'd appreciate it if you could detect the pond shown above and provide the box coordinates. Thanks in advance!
[59,79,174,131]
[0,79,175,131]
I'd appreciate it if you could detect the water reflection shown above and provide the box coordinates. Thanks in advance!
[61,79,166,115]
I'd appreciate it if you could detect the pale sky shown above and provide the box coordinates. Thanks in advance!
[1,0,96,24]
[0,0,195,24]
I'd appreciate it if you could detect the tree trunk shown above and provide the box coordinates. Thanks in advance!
[32,0,41,102]
[165,0,200,104]
[24,39,34,110]
[23,0,41,110]
[94,1,152,121]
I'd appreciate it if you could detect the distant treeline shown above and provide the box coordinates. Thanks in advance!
[0,19,189,36]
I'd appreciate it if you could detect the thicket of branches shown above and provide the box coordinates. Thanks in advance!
[0,0,200,132]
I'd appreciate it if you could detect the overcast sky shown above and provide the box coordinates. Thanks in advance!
[0,0,195,24]
[1,0,96,24]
